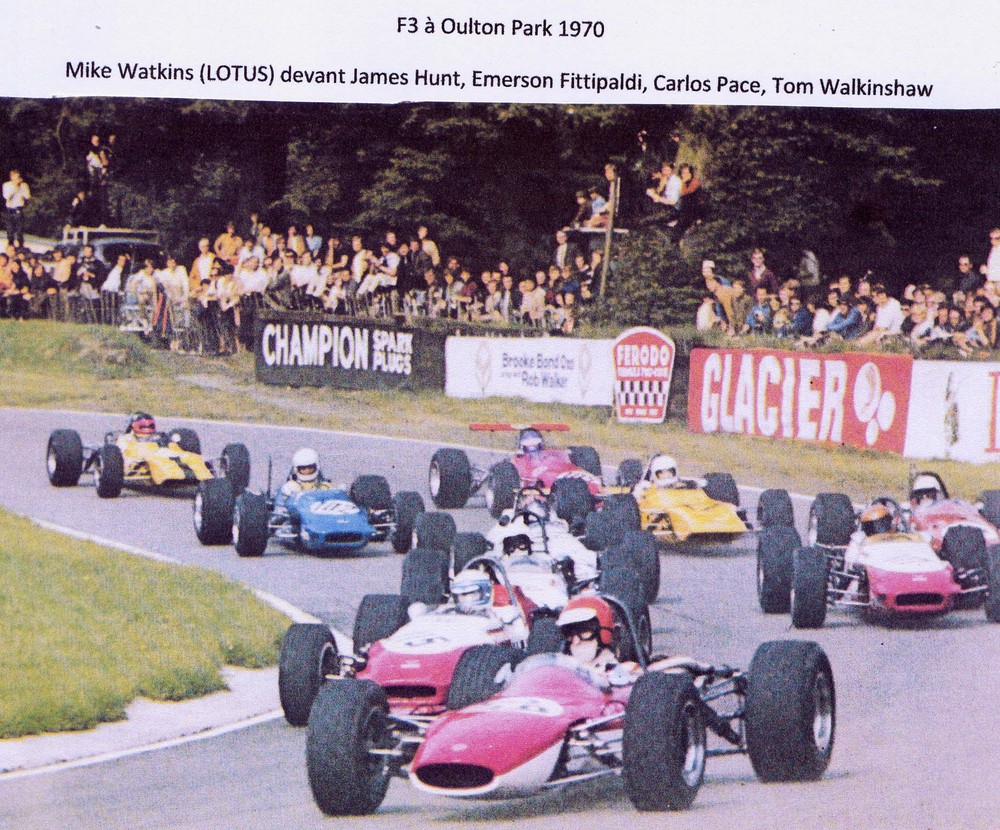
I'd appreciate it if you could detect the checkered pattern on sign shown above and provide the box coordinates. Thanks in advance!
[615,380,668,413]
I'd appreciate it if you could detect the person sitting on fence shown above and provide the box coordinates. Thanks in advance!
[121,259,157,333]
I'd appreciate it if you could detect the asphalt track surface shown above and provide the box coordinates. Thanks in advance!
[2,408,999,829]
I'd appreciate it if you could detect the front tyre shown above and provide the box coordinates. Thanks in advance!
[279,623,338,727]
[94,444,124,498]
[623,672,706,811]
[428,448,472,508]
[485,461,520,519]
[757,526,801,613]
[220,443,251,494]
[233,491,269,557]
[791,547,828,628]
[307,679,393,816]
[390,491,425,554]
[47,429,83,487]
[193,478,235,545]
[745,640,835,782]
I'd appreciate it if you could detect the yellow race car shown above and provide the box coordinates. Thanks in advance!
[46,412,251,542]
[606,454,751,545]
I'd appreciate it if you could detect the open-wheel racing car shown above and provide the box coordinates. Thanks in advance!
[428,424,604,518]
[905,470,1000,551]
[303,583,836,816]
[760,490,1000,627]
[227,458,425,558]
[609,454,757,547]
[46,415,251,542]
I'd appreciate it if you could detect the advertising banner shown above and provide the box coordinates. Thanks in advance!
[445,336,614,406]
[612,327,675,423]
[687,348,913,454]
[903,361,1000,463]
[255,314,446,390]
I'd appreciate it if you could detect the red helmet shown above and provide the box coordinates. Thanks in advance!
[128,411,156,436]
[557,595,615,646]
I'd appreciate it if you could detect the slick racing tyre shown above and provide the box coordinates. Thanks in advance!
[446,644,523,710]
[233,491,269,557]
[791,547,829,629]
[193,477,235,545]
[390,491,425,554]
[551,476,594,526]
[428,448,473,509]
[602,530,660,605]
[452,532,492,573]
[704,472,740,506]
[616,458,644,489]
[980,490,1000,530]
[757,488,795,528]
[985,546,1000,623]
[352,594,409,652]
[220,442,251,494]
[170,427,201,455]
[809,493,855,547]
[400,548,450,606]
[525,615,564,655]
[279,623,338,727]
[47,428,83,487]
[745,640,835,782]
[756,526,801,613]
[568,445,603,478]
[350,475,392,512]
[94,443,124,499]
[485,461,520,519]
[599,567,652,663]
[414,511,457,554]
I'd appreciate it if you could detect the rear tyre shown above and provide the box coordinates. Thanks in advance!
[279,624,338,726]
[47,429,83,487]
[94,444,124,498]
[985,546,1000,623]
[233,491,269,557]
[623,672,705,811]
[568,445,602,478]
[193,477,235,545]
[452,532,492,573]
[745,640,835,782]
[602,493,642,532]
[599,567,652,663]
[221,443,251,494]
[350,475,392,511]
[791,547,828,629]
[414,511,457,553]
[170,427,201,454]
[485,461,520,519]
[400,548,450,606]
[307,679,392,816]
[428,448,472,509]
[352,594,409,652]
[809,493,855,547]
[390,491,425,554]
[446,644,523,710]
[703,472,739,506]
[551,477,594,525]
[940,525,987,573]
[757,489,795,528]
[616,458,644,489]
[602,530,660,605]
[525,616,563,655]
[757,526,802,613]
[980,490,1000,530]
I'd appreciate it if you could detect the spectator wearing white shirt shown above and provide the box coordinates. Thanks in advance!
[857,284,904,345]
[3,170,31,248]
[981,228,1000,283]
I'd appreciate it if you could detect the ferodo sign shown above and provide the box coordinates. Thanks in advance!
[687,348,913,453]
[613,327,675,423]
[255,314,446,390]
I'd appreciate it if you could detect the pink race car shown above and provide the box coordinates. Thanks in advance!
[429,424,603,519]
[305,592,836,816]
[906,471,1000,551]
[781,493,1000,627]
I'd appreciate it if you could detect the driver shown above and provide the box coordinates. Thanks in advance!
[634,453,680,497]
[556,596,618,671]
[451,570,494,614]
[280,447,328,495]
[125,411,157,440]
[859,502,898,537]
[909,474,944,507]
[518,428,545,455]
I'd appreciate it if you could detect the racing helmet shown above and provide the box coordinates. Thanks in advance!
[451,570,493,612]
[518,428,544,455]
[649,454,678,488]
[292,447,320,482]
[557,595,614,647]
[860,503,894,536]
[128,411,156,436]
[910,473,943,505]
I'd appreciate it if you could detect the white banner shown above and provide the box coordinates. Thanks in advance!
[445,337,614,406]
[903,361,1000,464]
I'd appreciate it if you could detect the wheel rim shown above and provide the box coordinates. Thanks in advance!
[46,448,57,476]
[484,481,495,512]
[318,642,337,679]
[92,458,102,488]
[811,671,835,754]
[193,492,203,531]
[361,709,391,780]
[807,510,818,546]
[428,462,440,498]
[679,699,706,787]
[232,504,241,544]
[756,555,765,600]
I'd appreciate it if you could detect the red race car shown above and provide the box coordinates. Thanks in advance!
[906,471,1000,550]
[429,424,604,519]
[305,592,835,815]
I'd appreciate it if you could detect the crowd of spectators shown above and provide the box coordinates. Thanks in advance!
[696,230,1000,357]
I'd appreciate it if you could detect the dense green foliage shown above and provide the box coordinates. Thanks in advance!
[2,99,998,325]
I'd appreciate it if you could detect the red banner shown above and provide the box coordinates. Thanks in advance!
[687,348,913,453]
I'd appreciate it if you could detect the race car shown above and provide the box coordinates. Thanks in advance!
[228,459,425,558]
[609,454,756,546]
[45,415,250,522]
[304,587,835,816]
[905,471,1000,550]
[428,424,604,518]
[770,493,1000,627]
[277,554,548,727]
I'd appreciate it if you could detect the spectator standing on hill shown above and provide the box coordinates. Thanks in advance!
[981,229,1000,284]
[954,253,982,295]
[551,230,580,270]
[676,163,704,234]
[214,222,242,266]
[304,225,323,259]
[747,248,779,295]
[3,170,31,248]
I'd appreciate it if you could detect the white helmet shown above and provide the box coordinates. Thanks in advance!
[910,474,943,505]
[649,454,678,487]
[292,447,320,482]
[451,570,492,612]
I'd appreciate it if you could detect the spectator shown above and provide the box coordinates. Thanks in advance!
[190,238,217,295]
[569,190,592,229]
[675,163,704,235]
[955,253,982,295]
[788,294,814,337]
[857,284,904,345]
[826,293,865,340]
[906,302,934,345]
[519,274,546,326]
[304,224,323,259]
[747,248,780,295]
[401,237,432,295]
[981,228,1000,284]
[286,225,306,257]
[417,225,441,267]
[696,292,723,331]
[85,135,105,190]
[551,229,580,270]
[798,250,822,287]
[100,252,129,324]
[742,286,773,334]
[213,222,242,266]
[324,236,348,271]
[68,189,92,227]
[644,160,681,223]
[3,169,31,248]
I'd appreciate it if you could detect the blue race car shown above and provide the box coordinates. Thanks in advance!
[230,470,425,557]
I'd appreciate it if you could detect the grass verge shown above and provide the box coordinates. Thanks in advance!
[0,509,288,738]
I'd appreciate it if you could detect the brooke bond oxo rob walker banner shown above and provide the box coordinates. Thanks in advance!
[687,348,913,453]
